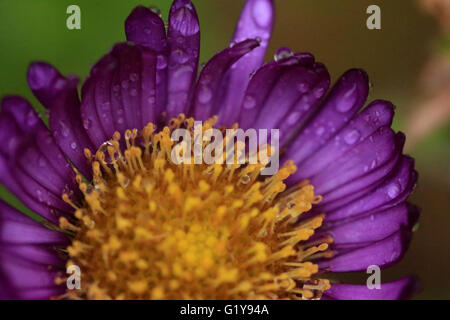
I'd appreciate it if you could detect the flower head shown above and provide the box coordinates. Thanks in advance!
[0,0,418,300]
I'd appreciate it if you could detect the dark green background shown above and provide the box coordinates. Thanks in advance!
[0,0,448,299]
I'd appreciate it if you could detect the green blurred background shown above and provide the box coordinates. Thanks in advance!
[0,0,448,299]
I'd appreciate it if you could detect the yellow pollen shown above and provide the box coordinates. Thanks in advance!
[60,114,330,300]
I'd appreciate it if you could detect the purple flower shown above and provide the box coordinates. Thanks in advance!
[0,0,419,300]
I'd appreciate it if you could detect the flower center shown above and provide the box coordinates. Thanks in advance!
[58,115,331,300]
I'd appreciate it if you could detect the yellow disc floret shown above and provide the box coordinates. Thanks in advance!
[58,114,331,300]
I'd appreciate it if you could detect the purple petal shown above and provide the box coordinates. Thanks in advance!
[319,203,419,245]
[318,229,412,272]
[27,62,95,178]
[81,43,158,148]
[251,62,329,145]
[298,100,395,179]
[166,0,200,119]
[192,39,260,120]
[237,53,319,129]
[125,6,168,118]
[324,155,416,221]
[310,126,397,196]
[324,277,417,300]
[0,200,67,245]
[217,0,275,125]
[0,244,64,299]
[285,69,369,173]
[0,97,78,222]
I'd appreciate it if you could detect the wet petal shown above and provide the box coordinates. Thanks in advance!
[324,277,417,300]
[319,229,412,272]
[0,97,78,222]
[0,244,64,299]
[217,0,275,125]
[81,43,158,148]
[319,203,419,245]
[324,155,416,221]
[298,100,395,179]
[310,126,397,196]
[166,0,200,119]
[285,69,369,172]
[193,39,260,120]
[0,200,67,245]
[125,6,168,118]
[27,62,95,178]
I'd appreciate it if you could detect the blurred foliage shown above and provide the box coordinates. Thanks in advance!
[0,0,448,299]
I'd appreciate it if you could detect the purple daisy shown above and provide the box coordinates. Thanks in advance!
[0,0,419,300]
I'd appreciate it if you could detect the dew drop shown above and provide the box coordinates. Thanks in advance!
[243,95,256,109]
[297,83,309,93]
[59,121,70,137]
[26,110,38,127]
[70,142,77,150]
[121,80,129,89]
[83,119,91,130]
[172,48,189,64]
[240,175,251,184]
[274,47,294,62]
[130,89,138,97]
[336,84,357,113]
[344,129,360,145]
[129,73,138,82]
[198,86,212,104]
[315,126,325,136]
[149,6,162,17]
[314,87,325,98]
[287,112,300,125]
[157,55,168,70]
[387,182,400,199]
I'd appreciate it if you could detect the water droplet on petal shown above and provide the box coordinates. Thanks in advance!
[121,80,129,89]
[274,47,294,62]
[243,95,256,109]
[157,55,168,70]
[387,182,400,199]
[287,112,300,125]
[198,86,212,104]
[297,83,309,93]
[314,87,325,98]
[344,129,360,145]
[59,121,70,137]
[315,126,325,136]
[149,6,162,17]
[130,89,138,97]
[26,110,38,127]
[83,119,91,130]
[70,142,77,150]
[336,84,357,113]
[172,48,189,64]
[129,73,138,82]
